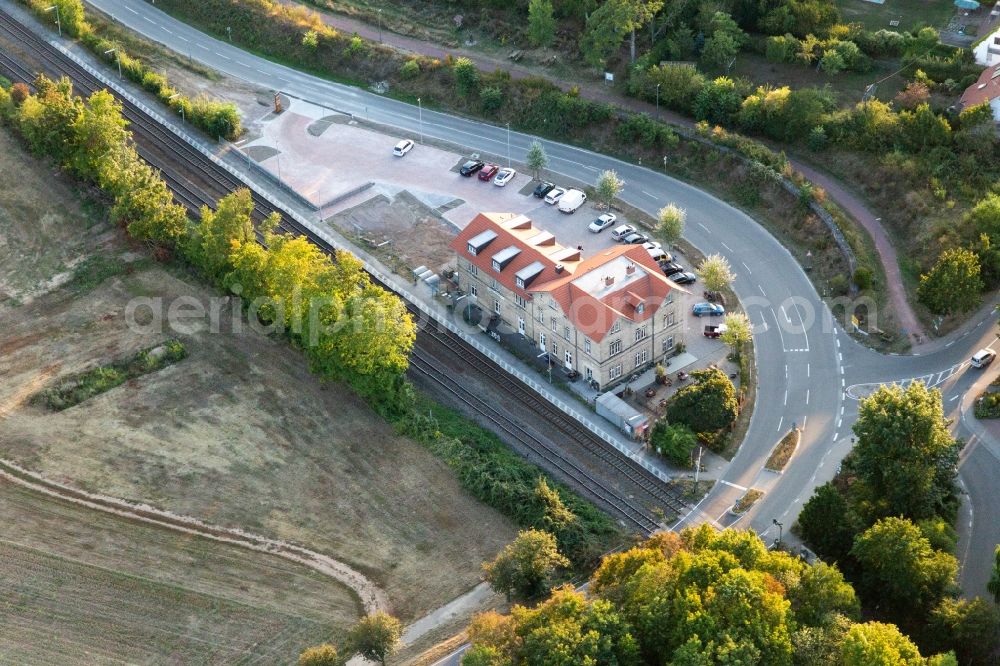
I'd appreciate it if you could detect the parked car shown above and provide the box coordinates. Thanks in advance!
[494,168,517,186]
[544,186,566,204]
[622,232,650,244]
[971,349,997,368]
[460,160,485,176]
[671,271,697,285]
[478,164,499,181]
[558,189,587,213]
[647,248,670,263]
[693,302,725,317]
[660,261,685,277]
[392,139,414,157]
[704,323,728,338]
[610,224,636,241]
[589,213,617,233]
[643,241,662,250]
[533,181,555,198]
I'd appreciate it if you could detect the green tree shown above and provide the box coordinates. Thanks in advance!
[899,103,951,152]
[187,188,256,282]
[298,643,342,666]
[797,483,858,564]
[17,75,80,163]
[526,140,548,180]
[665,367,738,446]
[851,382,961,520]
[697,253,736,292]
[595,169,624,208]
[839,621,925,666]
[720,312,752,357]
[850,517,958,614]
[791,614,852,666]
[789,561,860,627]
[346,612,402,666]
[692,76,743,125]
[925,597,1000,666]
[70,89,128,182]
[483,529,569,600]
[656,203,685,244]
[819,49,846,75]
[989,545,1000,603]
[581,0,664,67]
[967,194,1000,287]
[302,29,319,50]
[701,30,740,69]
[454,57,480,97]
[99,144,189,245]
[918,248,982,315]
[50,0,88,37]
[649,421,697,467]
[527,0,557,47]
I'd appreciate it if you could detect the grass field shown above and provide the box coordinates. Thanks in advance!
[0,481,357,664]
[0,118,517,661]
[835,0,956,32]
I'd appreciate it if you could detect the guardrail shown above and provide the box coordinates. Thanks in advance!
[54,42,676,487]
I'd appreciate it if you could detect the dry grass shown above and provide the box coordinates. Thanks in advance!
[0,126,518,636]
[765,428,800,472]
[0,481,357,664]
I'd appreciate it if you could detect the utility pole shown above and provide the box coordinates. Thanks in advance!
[693,445,703,495]
[655,83,660,118]
[377,8,383,43]
[417,97,423,144]
[44,5,61,37]
[226,25,232,41]
[104,48,122,79]
[773,518,784,549]
[167,93,185,122]
[505,122,511,168]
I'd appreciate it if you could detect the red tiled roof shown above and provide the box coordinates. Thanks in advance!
[961,64,1000,109]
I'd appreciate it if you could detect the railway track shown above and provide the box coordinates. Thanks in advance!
[0,10,690,532]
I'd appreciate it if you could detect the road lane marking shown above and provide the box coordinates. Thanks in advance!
[197,43,209,50]
[758,284,766,296]
[641,190,658,200]
[177,35,189,42]
[721,242,733,252]
[163,27,173,35]
[215,52,232,61]
[836,417,842,429]
[806,389,810,405]
[807,363,810,378]
[945,340,955,347]
[770,308,786,351]
[720,480,748,491]
[143,15,154,23]
[950,394,959,402]
[697,222,711,234]
[784,390,788,406]
[777,415,784,431]
[236,61,251,67]
[125,5,137,12]
[801,415,808,430]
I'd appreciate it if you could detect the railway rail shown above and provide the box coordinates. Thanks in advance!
[0,10,690,532]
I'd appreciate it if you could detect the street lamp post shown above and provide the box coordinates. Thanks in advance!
[104,48,122,79]
[44,5,61,37]
[655,83,661,118]
[417,97,423,144]
[377,8,383,43]
[773,518,784,549]
[167,93,185,123]
[663,155,667,171]
[226,26,232,41]
[505,122,511,168]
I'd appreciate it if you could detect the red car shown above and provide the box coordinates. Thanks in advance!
[478,164,500,181]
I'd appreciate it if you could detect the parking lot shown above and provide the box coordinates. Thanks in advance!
[239,98,648,265]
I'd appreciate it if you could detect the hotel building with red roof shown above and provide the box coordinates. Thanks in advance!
[450,212,687,390]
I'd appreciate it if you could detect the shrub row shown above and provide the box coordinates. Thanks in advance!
[19,0,241,139]
[35,339,186,410]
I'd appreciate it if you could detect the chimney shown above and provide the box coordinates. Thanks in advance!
[626,263,636,276]
[555,264,564,274]
[605,275,615,287]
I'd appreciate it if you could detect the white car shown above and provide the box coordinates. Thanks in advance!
[392,139,414,156]
[544,187,566,204]
[610,224,636,241]
[494,168,517,187]
[643,241,662,250]
[558,189,587,213]
[588,213,617,233]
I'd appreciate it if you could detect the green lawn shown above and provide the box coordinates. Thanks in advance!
[835,0,956,32]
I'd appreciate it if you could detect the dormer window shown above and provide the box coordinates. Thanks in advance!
[516,277,525,288]
[637,303,645,314]
[468,243,477,256]
[493,259,501,271]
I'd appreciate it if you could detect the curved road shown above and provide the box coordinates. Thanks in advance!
[54,0,1000,601]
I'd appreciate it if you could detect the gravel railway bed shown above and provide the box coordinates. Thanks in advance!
[0,10,688,533]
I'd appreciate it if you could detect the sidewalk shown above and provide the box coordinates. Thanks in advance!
[279,0,928,348]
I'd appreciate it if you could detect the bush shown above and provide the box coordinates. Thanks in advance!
[140,71,168,95]
[189,97,242,140]
[650,421,696,467]
[852,267,872,290]
[975,391,1000,419]
[479,85,504,112]
[399,58,420,79]
[766,34,801,63]
[454,57,480,97]
[665,367,739,450]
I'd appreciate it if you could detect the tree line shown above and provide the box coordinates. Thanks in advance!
[0,75,415,411]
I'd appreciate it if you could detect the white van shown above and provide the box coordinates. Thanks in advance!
[611,224,636,241]
[558,189,587,213]
[647,247,669,263]
[971,349,996,368]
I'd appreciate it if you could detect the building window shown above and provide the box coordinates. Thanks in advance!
[467,243,477,256]
[470,285,478,297]
[564,350,573,366]
[635,327,647,342]
[516,277,525,289]
[664,311,676,327]
[563,326,570,340]
[551,341,558,356]
[551,316,557,330]
[610,364,623,380]
[635,349,649,367]
[494,300,501,314]
[584,339,592,354]
[492,259,501,272]
[610,320,621,334]
[610,339,622,356]
[467,262,478,276]
[665,293,674,304]
[663,336,675,352]
[514,293,526,308]
[637,303,644,314]
[536,308,544,322]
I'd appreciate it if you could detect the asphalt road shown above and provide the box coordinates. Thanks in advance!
[69,0,1000,601]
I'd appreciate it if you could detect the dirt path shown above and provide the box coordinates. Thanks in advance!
[282,0,927,346]
[0,456,390,615]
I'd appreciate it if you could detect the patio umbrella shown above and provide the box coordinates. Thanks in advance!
[955,0,980,10]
